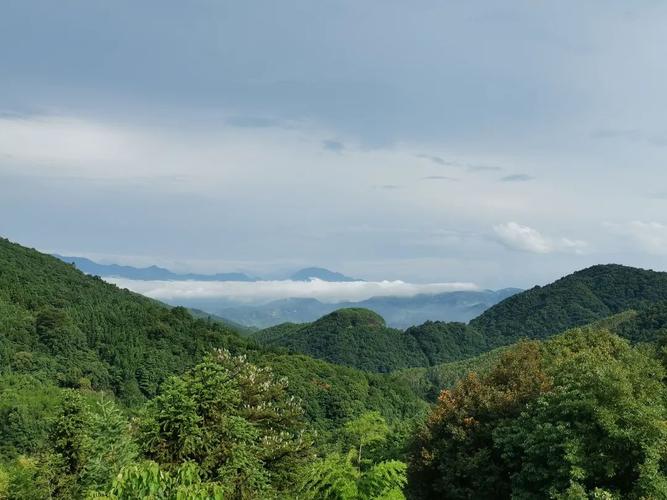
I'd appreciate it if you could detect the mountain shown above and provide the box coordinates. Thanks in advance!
[3,244,243,405]
[219,288,521,329]
[54,257,358,284]
[252,264,667,373]
[53,256,513,330]
[220,298,331,328]
[0,238,425,423]
[185,307,258,335]
[470,264,667,347]
[5,237,667,498]
[289,267,358,282]
[53,254,255,281]
[252,308,486,372]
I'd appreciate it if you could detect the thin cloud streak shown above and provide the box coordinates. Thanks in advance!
[107,277,480,304]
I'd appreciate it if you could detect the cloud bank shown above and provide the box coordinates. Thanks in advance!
[107,278,479,304]
[604,221,667,256]
[494,222,587,255]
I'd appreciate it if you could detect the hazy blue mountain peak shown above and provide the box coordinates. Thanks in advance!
[289,267,360,282]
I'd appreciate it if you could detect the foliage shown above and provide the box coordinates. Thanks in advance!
[390,346,507,401]
[0,389,136,498]
[409,341,550,498]
[91,461,225,500]
[249,351,428,435]
[301,413,408,500]
[139,349,314,498]
[253,310,487,372]
[5,237,667,498]
[470,264,667,347]
[409,329,667,499]
[0,237,244,406]
[344,411,389,468]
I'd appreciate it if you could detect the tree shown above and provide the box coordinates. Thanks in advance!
[408,341,550,499]
[344,411,389,470]
[409,330,667,499]
[495,329,667,498]
[92,461,225,500]
[139,349,313,498]
[302,413,407,499]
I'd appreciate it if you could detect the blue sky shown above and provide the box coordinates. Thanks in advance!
[2,0,667,288]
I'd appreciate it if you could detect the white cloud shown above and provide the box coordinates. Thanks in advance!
[604,221,667,255]
[493,222,587,254]
[106,278,479,304]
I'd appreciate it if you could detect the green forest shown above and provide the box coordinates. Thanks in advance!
[1,237,667,498]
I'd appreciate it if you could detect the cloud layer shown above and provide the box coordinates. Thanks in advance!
[107,278,479,304]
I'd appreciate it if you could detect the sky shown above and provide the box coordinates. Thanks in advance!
[2,0,667,289]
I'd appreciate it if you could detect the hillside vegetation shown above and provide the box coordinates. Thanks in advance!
[471,264,667,346]
[253,309,486,372]
[253,264,667,374]
[2,238,667,498]
[0,238,247,405]
[0,239,425,427]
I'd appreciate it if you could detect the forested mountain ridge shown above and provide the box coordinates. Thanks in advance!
[471,263,667,346]
[2,237,667,497]
[0,237,425,425]
[253,264,667,373]
[0,238,249,405]
[252,308,486,372]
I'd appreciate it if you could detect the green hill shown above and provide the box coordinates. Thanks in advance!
[0,238,247,405]
[253,308,485,372]
[471,264,667,347]
[253,264,667,374]
[0,238,425,428]
[2,237,667,498]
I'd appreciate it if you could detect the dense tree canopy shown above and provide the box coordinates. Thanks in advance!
[253,309,486,372]
[409,329,667,499]
[3,238,667,498]
[470,264,667,347]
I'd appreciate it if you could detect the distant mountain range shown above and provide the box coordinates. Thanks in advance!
[216,289,521,329]
[54,254,518,328]
[54,255,357,283]
[54,255,256,281]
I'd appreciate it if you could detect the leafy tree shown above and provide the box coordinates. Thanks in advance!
[302,413,408,499]
[49,390,90,497]
[139,349,313,498]
[495,329,667,498]
[79,398,137,494]
[410,330,667,499]
[302,451,408,500]
[2,455,53,499]
[409,341,549,499]
[92,461,225,500]
[344,411,389,469]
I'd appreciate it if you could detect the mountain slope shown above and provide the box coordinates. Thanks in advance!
[1,240,246,405]
[471,264,667,347]
[253,264,667,373]
[252,308,486,372]
[0,238,426,427]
